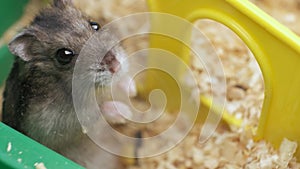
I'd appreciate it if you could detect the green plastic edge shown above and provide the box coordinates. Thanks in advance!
[0,122,85,169]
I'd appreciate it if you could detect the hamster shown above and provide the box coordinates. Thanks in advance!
[2,0,135,168]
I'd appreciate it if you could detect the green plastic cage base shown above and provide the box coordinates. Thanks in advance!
[0,122,84,169]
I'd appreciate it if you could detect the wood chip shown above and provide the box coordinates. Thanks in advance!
[6,142,12,152]
[34,162,47,169]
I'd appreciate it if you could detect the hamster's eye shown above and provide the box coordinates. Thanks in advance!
[89,21,100,31]
[55,48,75,65]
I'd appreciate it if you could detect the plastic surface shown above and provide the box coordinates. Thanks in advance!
[0,0,29,36]
[0,123,84,169]
[146,0,300,159]
[0,0,29,86]
[0,46,14,85]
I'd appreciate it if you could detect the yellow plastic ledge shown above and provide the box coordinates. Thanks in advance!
[145,0,300,159]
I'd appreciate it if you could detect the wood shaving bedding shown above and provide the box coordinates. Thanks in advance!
[34,162,47,169]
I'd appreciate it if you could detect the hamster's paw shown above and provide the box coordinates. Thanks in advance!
[116,76,137,98]
[101,101,132,124]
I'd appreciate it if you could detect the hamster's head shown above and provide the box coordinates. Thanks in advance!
[8,0,125,89]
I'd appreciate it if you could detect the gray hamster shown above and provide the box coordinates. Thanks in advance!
[2,0,135,168]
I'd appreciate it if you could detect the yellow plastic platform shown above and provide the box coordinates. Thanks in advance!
[144,0,300,159]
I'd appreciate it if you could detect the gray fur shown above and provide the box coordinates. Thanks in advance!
[2,0,127,168]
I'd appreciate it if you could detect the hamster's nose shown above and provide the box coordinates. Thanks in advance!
[102,51,120,73]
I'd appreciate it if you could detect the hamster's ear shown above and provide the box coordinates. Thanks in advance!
[53,0,73,9]
[8,30,39,61]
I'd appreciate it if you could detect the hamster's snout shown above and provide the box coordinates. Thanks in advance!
[101,51,120,73]
[89,50,120,74]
